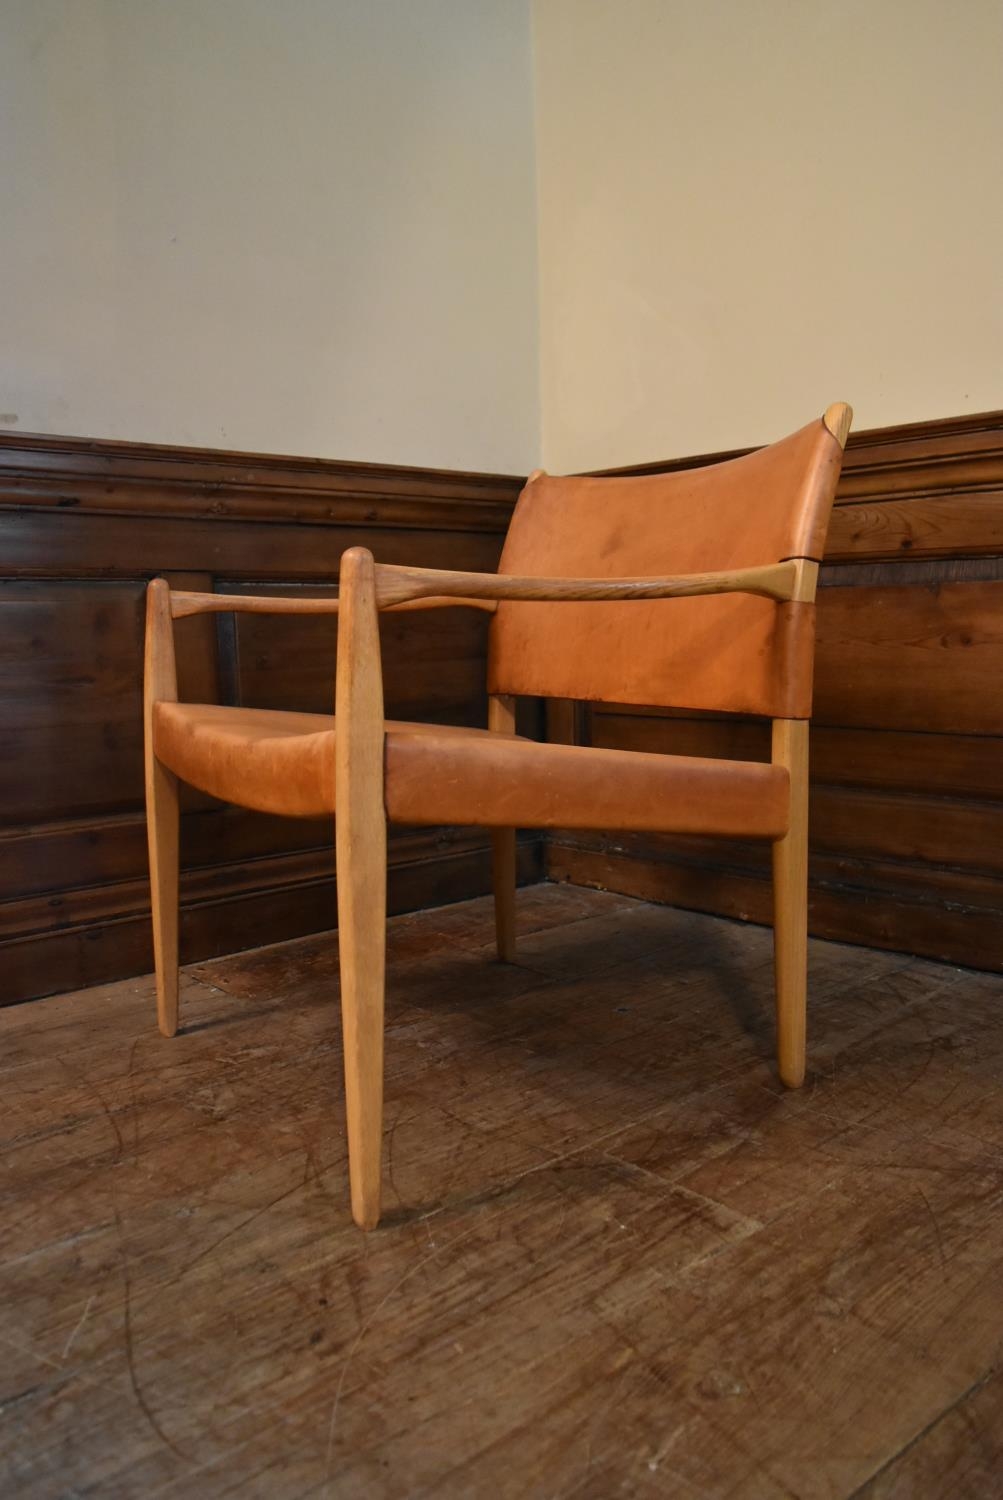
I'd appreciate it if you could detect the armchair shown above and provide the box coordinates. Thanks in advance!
[145,404,852,1228]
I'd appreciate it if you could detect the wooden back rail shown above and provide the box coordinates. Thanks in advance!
[168,557,819,619]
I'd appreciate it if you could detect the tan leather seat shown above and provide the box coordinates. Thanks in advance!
[154,701,789,837]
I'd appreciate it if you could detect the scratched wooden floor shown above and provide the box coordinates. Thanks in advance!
[3,884,1003,1499]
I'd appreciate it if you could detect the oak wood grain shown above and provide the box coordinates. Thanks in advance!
[771,718,809,1087]
[334,548,388,1229]
[143,579,180,1037]
[374,558,808,608]
[488,693,518,961]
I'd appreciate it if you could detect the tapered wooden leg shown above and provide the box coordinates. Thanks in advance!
[488,694,517,962]
[335,808,387,1231]
[771,718,809,1088]
[146,756,180,1037]
[335,547,388,1231]
[144,578,180,1038]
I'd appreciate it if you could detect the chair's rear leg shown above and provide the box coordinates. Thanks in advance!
[771,718,809,1088]
[488,695,517,961]
[491,830,517,962]
[146,755,180,1037]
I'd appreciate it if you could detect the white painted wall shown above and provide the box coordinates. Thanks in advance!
[0,0,538,471]
[532,0,1003,471]
[5,2,1000,477]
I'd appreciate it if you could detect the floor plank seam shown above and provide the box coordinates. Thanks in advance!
[843,1362,1002,1500]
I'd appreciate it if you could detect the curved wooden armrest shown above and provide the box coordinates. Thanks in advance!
[165,555,816,620]
[168,590,497,619]
[374,558,816,608]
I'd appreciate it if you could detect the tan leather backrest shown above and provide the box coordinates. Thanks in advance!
[488,416,844,719]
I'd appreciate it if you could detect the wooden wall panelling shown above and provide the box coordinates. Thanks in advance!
[0,434,538,1005]
[222,581,490,726]
[7,413,1003,1002]
[548,410,1003,973]
[815,569,1003,736]
[0,579,147,824]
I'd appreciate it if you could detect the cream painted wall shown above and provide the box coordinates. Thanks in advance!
[532,0,1003,471]
[0,0,538,471]
[6,2,1000,476]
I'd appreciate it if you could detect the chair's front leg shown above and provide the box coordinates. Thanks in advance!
[488,694,517,961]
[335,548,388,1230]
[771,718,809,1088]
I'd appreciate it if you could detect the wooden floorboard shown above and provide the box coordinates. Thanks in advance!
[1,883,1001,1498]
[854,1366,1003,1499]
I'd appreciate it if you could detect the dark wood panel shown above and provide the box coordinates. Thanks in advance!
[574,786,1003,882]
[814,580,1003,735]
[590,710,772,765]
[8,411,1003,999]
[563,826,1003,916]
[811,785,1003,874]
[224,582,490,726]
[826,492,1003,561]
[0,430,527,1004]
[591,712,1003,800]
[0,512,504,578]
[3,832,543,1005]
[558,408,1003,972]
[0,580,146,824]
[549,841,1003,972]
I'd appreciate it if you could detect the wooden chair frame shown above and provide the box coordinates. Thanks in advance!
[145,403,850,1229]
